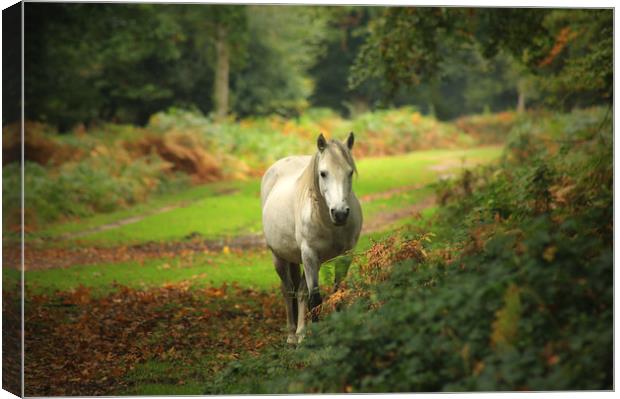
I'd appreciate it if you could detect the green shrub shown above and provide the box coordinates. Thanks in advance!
[9,155,186,227]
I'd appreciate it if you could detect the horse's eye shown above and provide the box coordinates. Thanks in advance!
[320,171,327,178]
[349,171,354,178]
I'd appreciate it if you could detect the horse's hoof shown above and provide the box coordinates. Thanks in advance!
[286,335,297,345]
[296,334,305,344]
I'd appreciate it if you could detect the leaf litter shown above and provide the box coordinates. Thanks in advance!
[24,282,282,396]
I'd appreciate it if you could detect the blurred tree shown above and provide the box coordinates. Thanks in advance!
[168,4,248,119]
[186,5,248,120]
[391,45,527,120]
[350,7,612,109]
[25,3,184,129]
[26,3,101,129]
[231,6,329,117]
[533,9,613,109]
[308,6,385,116]
[24,3,327,127]
[161,4,248,118]
[312,7,537,120]
[22,5,608,129]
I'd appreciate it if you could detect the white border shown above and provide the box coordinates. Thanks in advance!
[7,0,619,8]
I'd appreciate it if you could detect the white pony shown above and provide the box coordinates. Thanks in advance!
[261,132,363,344]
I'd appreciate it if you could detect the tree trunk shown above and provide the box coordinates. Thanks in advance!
[214,24,230,120]
[516,79,527,114]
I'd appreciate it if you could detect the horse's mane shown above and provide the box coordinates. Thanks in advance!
[297,151,320,204]
[297,139,357,206]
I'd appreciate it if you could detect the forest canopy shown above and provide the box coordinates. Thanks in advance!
[15,4,612,130]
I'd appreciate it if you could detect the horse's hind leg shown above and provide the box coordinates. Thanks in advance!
[273,254,298,344]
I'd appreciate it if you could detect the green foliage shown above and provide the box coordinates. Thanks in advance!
[350,8,459,93]
[351,7,612,110]
[455,111,521,144]
[204,344,300,394]
[23,3,331,128]
[24,4,606,130]
[233,6,329,116]
[394,48,525,120]
[205,107,611,392]
[341,8,542,119]
[6,154,186,228]
[534,10,613,108]
[25,3,185,128]
[308,7,386,116]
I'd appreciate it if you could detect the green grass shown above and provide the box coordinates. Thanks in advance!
[3,267,21,288]
[353,146,501,196]
[24,226,407,296]
[25,249,276,296]
[36,181,243,239]
[38,146,501,247]
[79,181,262,246]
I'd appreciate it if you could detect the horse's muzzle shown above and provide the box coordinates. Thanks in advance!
[331,207,350,225]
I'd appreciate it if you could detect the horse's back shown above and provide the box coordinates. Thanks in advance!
[260,155,311,209]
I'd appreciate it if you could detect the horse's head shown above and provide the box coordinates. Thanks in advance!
[316,132,357,226]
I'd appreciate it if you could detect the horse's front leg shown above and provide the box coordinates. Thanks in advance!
[296,243,322,342]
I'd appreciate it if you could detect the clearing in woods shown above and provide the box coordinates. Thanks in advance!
[18,146,501,395]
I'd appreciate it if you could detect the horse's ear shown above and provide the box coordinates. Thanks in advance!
[346,132,355,150]
[317,133,327,152]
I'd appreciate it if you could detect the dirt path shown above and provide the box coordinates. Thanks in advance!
[7,185,435,270]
